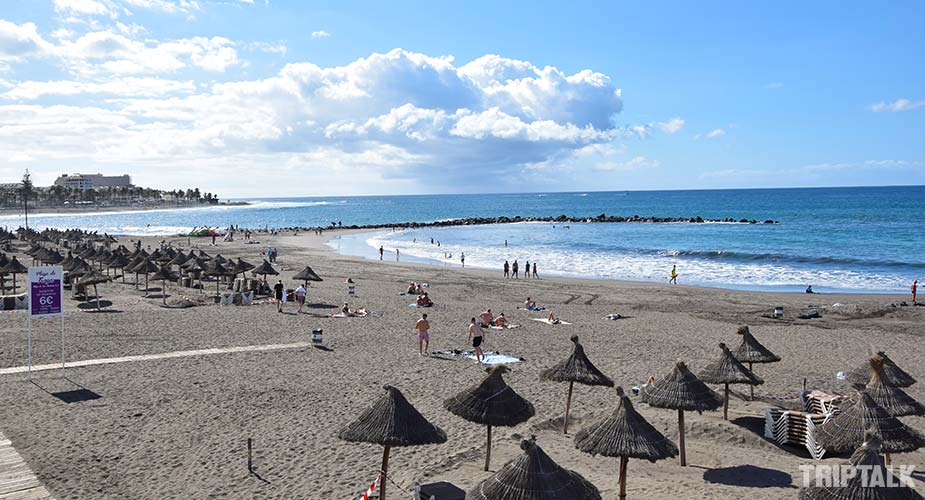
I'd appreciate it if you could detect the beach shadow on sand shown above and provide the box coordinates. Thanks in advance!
[313,345,334,352]
[77,300,114,309]
[307,303,338,309]
[31,377,103,404]
[701,465,795,488]
[730,416,815,459]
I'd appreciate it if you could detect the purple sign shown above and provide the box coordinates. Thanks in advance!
[28,266,63,317]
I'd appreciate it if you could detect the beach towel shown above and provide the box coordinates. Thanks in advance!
[517,306,547,311]
[603,313,622,320]
[531,318,572,325]
[489,324,520,330]
[408,303,434,307]
[431,349,524,365]
[330,309,369,318]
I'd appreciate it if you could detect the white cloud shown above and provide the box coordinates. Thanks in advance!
[869,98,925,113]
[701,160,925,179]
[53,0,114,17]
[656,117,684,134]
[0,47,638,194]
[766,82,784,89]
[0,20,55,61]
[594,155,659,171]
[705,128,725,139]
[310,30,330,39]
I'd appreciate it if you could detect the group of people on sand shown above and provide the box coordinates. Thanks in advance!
[406,282,433,307]
[273,279,308,313]
[503,259,537,279]
[478,308,508,328]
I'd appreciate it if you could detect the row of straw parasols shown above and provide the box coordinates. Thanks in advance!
[337,327,924,500]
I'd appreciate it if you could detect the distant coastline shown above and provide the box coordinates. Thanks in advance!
[0,201,248,218]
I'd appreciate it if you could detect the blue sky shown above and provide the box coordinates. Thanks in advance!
[0,0,922,197]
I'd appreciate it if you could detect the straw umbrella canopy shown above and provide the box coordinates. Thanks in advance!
[468,437,601,500]
[338,385,447,500]
[732,326,780,400]
[292,265,322,286]
[0,256,27,293]
[698,342,763,420]
[150,265,176,305]
[863,358,925,417]
[211,254,228,265]
[252,260,278,283]
[231,258,255,279]
[800,430,923,500]
[575,387,678,500]
[540,335,614,434]
[641,361,722,466]
[443,365,536,471]
[78,269,111,311]
[167,251,189,269]
[197,249,211,261]
[847,351,916,388]
[131,258,160,296]
[203,260,231,295]
[816,390,925,461]
[107,254,131,283]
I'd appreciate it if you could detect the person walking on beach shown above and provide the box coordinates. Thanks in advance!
[669,265,678,284]
[512,260,519,279]
[468,317,484,363]
[379,246,384,260]
[503,260,510,278]
[396,248,400,261]
[415,313,430,355]
[532,262,538,278]
[274,279,285,313]
[461,252,465,268]
[524,260,530,279]
[913,279,918,303]
[294,284,306,313]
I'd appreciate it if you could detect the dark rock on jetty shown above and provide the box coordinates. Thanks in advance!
[311,214,778,232]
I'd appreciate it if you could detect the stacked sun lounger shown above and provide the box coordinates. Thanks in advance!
[763,390,843,460]
[0,294,28,310]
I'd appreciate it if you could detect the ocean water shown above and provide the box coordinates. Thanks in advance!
[4,186,922,293]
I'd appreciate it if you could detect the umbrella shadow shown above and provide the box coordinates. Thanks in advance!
[77,300,114,309]
[701,465,796,489]
[145,293,171,300]
[729,416,814,459]
[307,303,338,309]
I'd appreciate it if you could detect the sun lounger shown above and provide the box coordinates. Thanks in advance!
[530,318,571,325]
[764,407,830,459]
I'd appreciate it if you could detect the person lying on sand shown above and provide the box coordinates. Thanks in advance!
[416,293,433,307]
[493,312,508,327]
[479,309,494,327]
[547,312,561,325]
[338,302,368,317]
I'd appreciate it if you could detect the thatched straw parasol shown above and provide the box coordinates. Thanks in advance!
[167,251,189,269]
[641,361,722,466]
[204,260,231,295]
[540,335,614,434]
[1,256,27,293]
[338,385,446,500]
[252,260,278,282]
[864,358,925,417]
[197,249,211,261]
[131,258,160,296]
[444,365,535,471]
[847,351,916,388]
[150,265,176,305]
[800,430,923,500]
[292,265,322,286]
[698,342,763,420]
[78,269,111,311]
[575,387,678,500]
[107,254,130,283]
[231,258,255,278]
[816,390,925,464]
[468,437,601,500]
[42,249,64,265]
[732,325,780,400]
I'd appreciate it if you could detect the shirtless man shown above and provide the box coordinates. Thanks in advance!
[494,312,508,328]
[415,313,430,355]
[468,318,484,363]
[524,297,536,309]
[479,308,494,327]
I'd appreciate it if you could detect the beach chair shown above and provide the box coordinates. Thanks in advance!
[220,292,234,306]
[241,291,253,306]
[763,407,829,459]
[800,390,845,416]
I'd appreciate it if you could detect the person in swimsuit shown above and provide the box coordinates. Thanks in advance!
[479,309,494,327]
[913,280,918,303]
[512,260,519,278]
[524,297,536,309]
[669,265,678,284]
[468,317,483,362]
[415,313,430,355]
[524,260,530,279]
[547,312,561,324]
[532,262,537,278]
[494,312,508,327]
[504,260,510,278]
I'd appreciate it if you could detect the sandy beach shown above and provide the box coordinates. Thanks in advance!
[0,229,922,499]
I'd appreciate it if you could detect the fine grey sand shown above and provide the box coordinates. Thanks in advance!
[0,230,922,499]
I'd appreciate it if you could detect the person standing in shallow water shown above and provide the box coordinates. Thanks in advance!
[532,262,538,278]
[461,252,465,268]
[669,265,678,284]
[512,260,519,279]
[379,246,383,260]
[524,260,530,279]
[503,260,510,278]
[913,280,918,303]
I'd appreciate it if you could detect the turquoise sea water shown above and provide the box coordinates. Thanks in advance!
[3,186,922,293]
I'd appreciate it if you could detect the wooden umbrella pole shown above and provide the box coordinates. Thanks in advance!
[162,279,167,305]
[748,362,754,400]
[678,409,686,466]
[885,453,892,466]
[380,446,391,500]
[94,284,100,311]
[563,381,574,434]
[723,383,729,420]
[618,456,628,500]
[484,424,492,471]
[145,275,149,296]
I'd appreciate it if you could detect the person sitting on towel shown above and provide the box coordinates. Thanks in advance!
[407,282,417,294]
[416,293,433,307]
[547,312,561,325]
[524,297,536,309]
[479,309,494,327]
[493,312,508,327]
[414,283,425,294]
